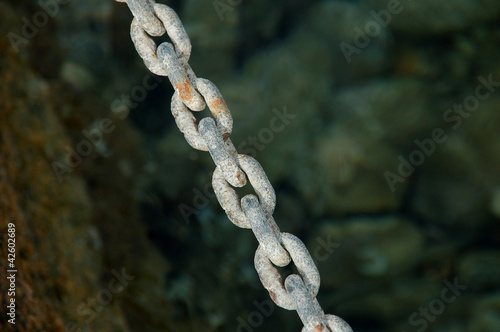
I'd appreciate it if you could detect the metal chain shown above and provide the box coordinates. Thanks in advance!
[116,1,353,331]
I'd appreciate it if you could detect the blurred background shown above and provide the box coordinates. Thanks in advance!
[1,0,500,331]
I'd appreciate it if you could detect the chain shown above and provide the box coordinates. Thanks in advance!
[116,1,353,331]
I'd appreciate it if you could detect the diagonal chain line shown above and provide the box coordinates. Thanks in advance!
[115,1,353,331]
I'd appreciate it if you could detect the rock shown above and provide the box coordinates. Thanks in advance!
[310,216,424,288]
[491,188,500,217]
[459,251,500,291]
[304,1,391,82]
[294,78,432,215]
[412,95,500,229]
[468,294,500,332]
[360,0,500,36]
[61,62,96,90]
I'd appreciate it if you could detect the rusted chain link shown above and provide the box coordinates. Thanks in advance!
[199,117,247,188]
[255,233,320,310]
[242,195,290,267]
[116,1,353,331]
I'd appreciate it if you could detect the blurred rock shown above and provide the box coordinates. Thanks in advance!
[311,216,424,288]
[295,78,432,215]
[305,1,391,81]
[459,251,500,291]
[412,95,500,229]
[491,188,500,217]
[468,294,500,332]
[360,0,500,36]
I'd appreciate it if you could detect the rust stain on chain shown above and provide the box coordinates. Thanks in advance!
[315,324,326,332]
[269,290,277,303]
[236,172,245,185]
[210,97,227,117]
[176,81,194,103]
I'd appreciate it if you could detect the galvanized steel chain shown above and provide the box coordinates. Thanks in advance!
[115,1,352,331]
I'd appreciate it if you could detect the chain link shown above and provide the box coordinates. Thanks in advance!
[213,154,276,228]
[199,117,247,187]
[196,78,233,137]
[157,43,205,111]
[242,195,290,267]
[286,274,328,330]
[122,0,165,36]
[171,92,208,150]
[117,1,353,331]
[255,233,320,310]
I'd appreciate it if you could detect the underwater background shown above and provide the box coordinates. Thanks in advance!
[1,0,500,331]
